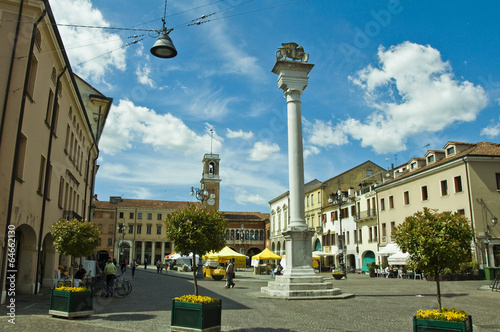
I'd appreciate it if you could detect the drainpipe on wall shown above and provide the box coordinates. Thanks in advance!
[0,7,47,303]
[0,0,24,149]
[82,105,101,221]
[82,142,94,221]
[463,156,478,263]
[88,155,99,222]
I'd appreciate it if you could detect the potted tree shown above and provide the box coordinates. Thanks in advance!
[393,208,474,332]
[165,204,227,332]
[367,262,378,278]
[49,218,101,318]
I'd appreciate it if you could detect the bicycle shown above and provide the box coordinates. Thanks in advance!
[112,276,132,297]
[490,278,500,292]
[82,272,108,297]
[91,274,132,297]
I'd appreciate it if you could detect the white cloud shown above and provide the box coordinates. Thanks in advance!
[185,86,237,120]
[480,116,500,138]
[234,189,268,206]
[207,23,265,80]
[136,63,155,87]
[248,142,280,161]
[304,145,320,159]
[342,41,488,154]
[304,119,348,148]
[226,129,254,140]
[99,99,211,155]
[51,0,126,82]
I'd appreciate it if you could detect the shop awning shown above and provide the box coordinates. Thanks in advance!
[387,251,410,265]
[252,248,281,260]
[376,243,399,256]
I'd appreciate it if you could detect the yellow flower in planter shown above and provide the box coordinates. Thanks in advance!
[55,286,90,292]
[175,295,219,304]
[416,308,469,322]
[212,268,225,275]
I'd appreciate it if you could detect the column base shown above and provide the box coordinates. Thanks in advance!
[261,274,346,299]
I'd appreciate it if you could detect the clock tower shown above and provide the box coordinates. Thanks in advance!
[200,153,221,211]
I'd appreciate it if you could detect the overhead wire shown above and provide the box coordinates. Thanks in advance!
[0,0,307,33]
[0,0,308,65]
[72,38,144,68]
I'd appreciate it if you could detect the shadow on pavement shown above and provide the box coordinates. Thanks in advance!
[92,313,157,321]
[229,329,300,332]
[355,293,469,298]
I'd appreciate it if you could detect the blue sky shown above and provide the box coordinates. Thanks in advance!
[50,0,500,212]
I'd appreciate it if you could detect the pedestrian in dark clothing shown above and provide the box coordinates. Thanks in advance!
[120,260,126,274]
[225,259,235,288]
[131,259,137,278]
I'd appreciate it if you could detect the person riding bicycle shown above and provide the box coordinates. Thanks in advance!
[104,257,117,296]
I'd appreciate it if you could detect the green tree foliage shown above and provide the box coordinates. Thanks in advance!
[51,218,101,258]
[393,208,474,311]
[165,204,227,295]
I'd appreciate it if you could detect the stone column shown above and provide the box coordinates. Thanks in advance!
[261,44,346,298]
[129,241,135,264]
[160,242,164,263]
[273,59,315,276]
[151,241,156,263]
[140,241,145,265]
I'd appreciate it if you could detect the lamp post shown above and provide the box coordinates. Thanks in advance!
[485,216,498,268]
[240,224,245,244]
[240,223,245,268]
[329,189,350,274]
[117,222,126,263]
[190,187,209,206]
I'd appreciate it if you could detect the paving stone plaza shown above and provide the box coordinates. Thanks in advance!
[1,266,499,331]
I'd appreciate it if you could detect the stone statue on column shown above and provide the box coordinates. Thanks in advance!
[275,42,309,63]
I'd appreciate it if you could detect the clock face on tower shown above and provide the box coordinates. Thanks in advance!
[207,198,215,206]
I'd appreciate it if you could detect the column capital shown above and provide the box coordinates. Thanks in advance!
[272,61,314,93]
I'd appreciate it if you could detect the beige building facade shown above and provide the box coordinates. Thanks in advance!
[269,161,386,268]
[0,0,111,302]
[376,141,500,269]
[93,198,197,265]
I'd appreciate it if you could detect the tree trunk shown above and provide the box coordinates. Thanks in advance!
[435,269,442,312]
[192,250,198,296]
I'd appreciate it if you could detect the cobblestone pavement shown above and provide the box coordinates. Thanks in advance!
[1,266,499,331]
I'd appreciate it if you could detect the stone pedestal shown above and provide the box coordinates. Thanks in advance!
[261,226,342,298]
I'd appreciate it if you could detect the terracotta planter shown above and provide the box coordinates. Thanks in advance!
[413,315,473,332]
[171,299,222,332]
[49,289,93,318]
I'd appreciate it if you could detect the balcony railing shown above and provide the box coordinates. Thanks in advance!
[63,210,83,221]
[353,209,377,221]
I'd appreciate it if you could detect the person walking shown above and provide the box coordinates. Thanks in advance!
[104,257,117,296]
[120,260,126,275]
[156,260,161,273]
[131,259,137,278]
[225,259,235,289]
